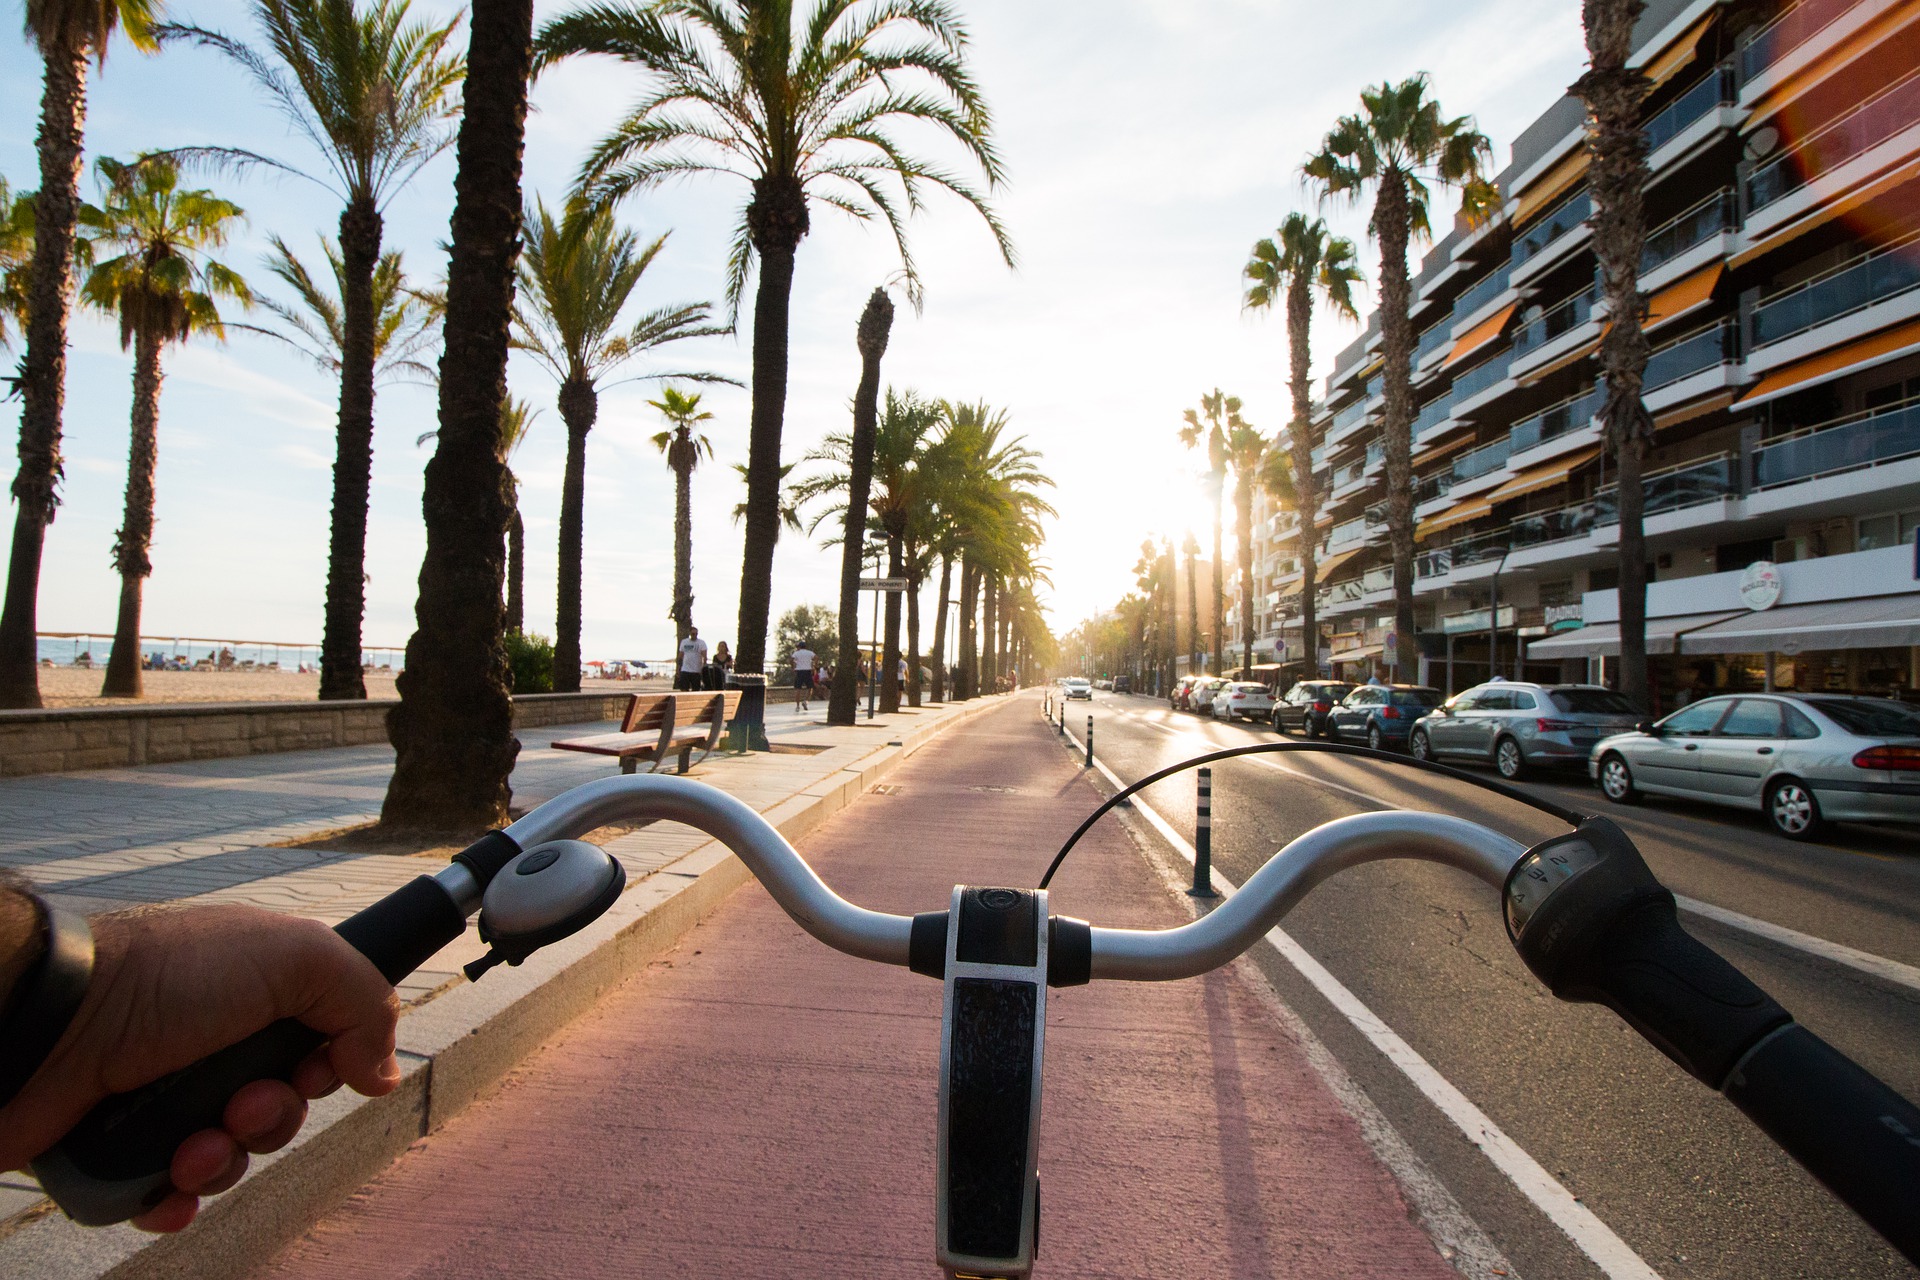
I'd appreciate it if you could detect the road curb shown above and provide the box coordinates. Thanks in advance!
[0,694,1012,1280]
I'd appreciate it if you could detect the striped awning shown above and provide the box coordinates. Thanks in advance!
[1445,303,1518,368]
[1416,499,1494,541]
[1645,262,1723,331]
[1485,446,1602,505]
[1512,150,1591,229]
[1737,318,1920,407]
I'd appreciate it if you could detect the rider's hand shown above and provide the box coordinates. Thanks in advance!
[0,904,401,1232]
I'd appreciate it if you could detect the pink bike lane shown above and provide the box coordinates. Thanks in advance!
[249,697,1458,1278]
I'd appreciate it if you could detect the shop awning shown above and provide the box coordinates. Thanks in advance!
[1677,593,1920,655]
[1445,303,1518,368]
[1486,446,1602,504]
[1645,262,1723,331]
[1512,150,1591,229]
[1640,11,1714,90]
[1525,611,1744,660]
[1730,159,1920,270]
[1737,318,1920,407]
[1417,499,1494,541]
[1332,645,1383,663]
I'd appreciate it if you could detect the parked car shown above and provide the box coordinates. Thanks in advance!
[1272,681,1355,737]
[1113,675,1133,694]
[1590,693,1920,839]
[1327,685,1443,751]
[1064,677,1093,701]
[1187,677,1228,715]
[1171,676,1199,710]
[1212,681,1275,722]
[1409,682,1640,779]
[1093,678,1114,691]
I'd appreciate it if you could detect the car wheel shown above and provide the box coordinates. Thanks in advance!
[1598,753,1641,804]
[1494,737,1526,780]
[1766,779,1827,841]
[1409,730,1432,762]
[1324,719,1341,744]
[1366,723,1385,752]
[1272,713,1289,734]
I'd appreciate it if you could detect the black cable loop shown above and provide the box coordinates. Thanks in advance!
[1038,740,1593,889]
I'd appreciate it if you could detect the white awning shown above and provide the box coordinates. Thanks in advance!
[1332,645,1383,663]
[1525,612,1743,660]
[1677,593,1920,655]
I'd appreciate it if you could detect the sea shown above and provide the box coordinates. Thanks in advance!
[35,635,406,670]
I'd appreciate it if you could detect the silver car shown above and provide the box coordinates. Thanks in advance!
[1590,694,1920,840]
[1409,683,1641,779]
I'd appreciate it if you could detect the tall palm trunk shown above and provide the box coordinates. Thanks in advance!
[1185,545,1200,675]
[957,556,978,699]
[880,532,903,713]
[1377,172,1417,679]
[830,288,892,725]
[1209,484,1224,675]
[1237,472,1255,678]
[734,179,808,676]
[930,552,952,700]
[553,377,594,693]
[1579,0,1655,711]
[669,426,693,643]
[981,571,998,691]
[506,500,524,632]
[0,45,90,709]
[319,195,383,701]
[1287,278,1320,681]
[382,0,531,831]
[101,328,164,698]
[905,546,922,706]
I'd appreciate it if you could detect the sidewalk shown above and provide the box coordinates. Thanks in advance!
[244,696,1457,1278]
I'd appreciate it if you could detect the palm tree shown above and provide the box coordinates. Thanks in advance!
[414,395,537,631]
[1306,75,1498,678]
[0,177,35,349]
[1181,390,1241,676]
[512,198,726,692]
[1,0,162,709]
[1223,422,1266,678]
[649,387,714,644]
[533,0,1012,684]
[1182,530,1201,675]
[1577,0,1655,712]
[938,401,1052,699]
[1244,214,1362,682]
[821,288,895,726]
[164,0,463,701]
[732,460,802,538]
[381,0,539,832]
[247,235,442,384]
[79,156,250,699]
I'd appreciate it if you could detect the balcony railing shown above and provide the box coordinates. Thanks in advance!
[1644,321,1734,390]
[1751,233,1920,348]
[1416,319,1452,362]
[1511,189,1591,272]
[1331,399,1369,434]
[1361,565,1393,593]
[1512,286,1598,357]
[1416,547,1453,579]
[1365,373,1384,402]
[1453,261,1514,323]
[1751,397,1920,489]
[1331,460,1366,490]
[1453,435,1513,482]
[1413,393,1454,436]
[1644,66,1735,155]
[1509,384,1603,453]
[1747,69,1920,212]
[1452,352,1513,404]
[1740,0,1867,82]
[1641,189,1736,274]
[1449,528,1511,569]
[1310,444,1330,469]
[1328,516,1369,546]
[1507,454,1735,549]
[1366,441,1384,468]
[1415,472,1454,505]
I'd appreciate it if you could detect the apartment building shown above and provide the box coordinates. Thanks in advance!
[1256,0,1920,706]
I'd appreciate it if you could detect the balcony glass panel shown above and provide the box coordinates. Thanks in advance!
[1643,67,1734,155]
[1416,319,1452,362]
[1751,399,1920,488]
[1644,322,1732,390]
[1453,262,1514,323]
[1641,189,1735,273]
[1365,373,1384,401]
[1512,286,1598,356]
[1449,529,1511,568]
[1453,436,1513,482]
[1509,384,1603,453]
[1331,399,1369,435]
[1451,352,1513,404]
[1331,460,1366,490]
[1361,565,1393,593]
[1415,472,1454,505]
[1747,70,1920,212]
[1508,455,1735,548]
[1329,517,1368,545]
[1740,0,1867,81]
[1366,441,1384,468]
[1511,189,1591,271]
[1751,234,1920,348]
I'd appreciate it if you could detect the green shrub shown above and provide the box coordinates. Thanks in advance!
[504,630,554,694]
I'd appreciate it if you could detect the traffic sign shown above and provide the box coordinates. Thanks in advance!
[860,577,909,591]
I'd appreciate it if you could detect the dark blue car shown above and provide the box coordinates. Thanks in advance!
[1327,684,1444,751]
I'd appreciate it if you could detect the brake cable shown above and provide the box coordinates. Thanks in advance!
[1037,739,1594,889]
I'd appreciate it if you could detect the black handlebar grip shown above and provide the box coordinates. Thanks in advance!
[1725,1024,1920,1264]
[31,874,467,1227]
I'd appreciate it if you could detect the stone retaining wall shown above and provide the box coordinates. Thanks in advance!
[0,692,633,778]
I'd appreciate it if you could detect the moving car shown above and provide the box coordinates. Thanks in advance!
[1187,677,1228,715]
[1409,682,1640,779]
[1590,693,1920,839]
[1272,681,1354,737]
[1113,675,1133,694]
[1326,685,1443,751]
[1064,677,1093,701]
[1213,681,1275,722]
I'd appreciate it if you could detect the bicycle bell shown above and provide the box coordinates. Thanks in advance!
[464,839,626,980]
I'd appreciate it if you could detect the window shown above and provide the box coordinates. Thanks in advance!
[1856,509,1920,551]
[1660,700,1729,735]
[1783,705,1822,740]
[1392,689,1442,707]
[1716,699,1785,738]
[1804,698,1920,736]
[1863,376,1920,412]
[1508,691,1538,710]
[1449,689,1486,712]
[1551,688,1636,714]
[1478,690,1515,711]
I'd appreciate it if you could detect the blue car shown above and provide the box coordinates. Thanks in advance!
[1327,685,1444,751]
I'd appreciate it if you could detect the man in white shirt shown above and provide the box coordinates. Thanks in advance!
[676,627,709,691]
[792,642,816,712]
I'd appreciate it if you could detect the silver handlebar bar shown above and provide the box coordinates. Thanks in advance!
[487,775,1529,981]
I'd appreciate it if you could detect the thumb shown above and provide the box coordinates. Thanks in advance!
[285,925,402,1098]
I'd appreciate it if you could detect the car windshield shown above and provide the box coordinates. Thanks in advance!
[1803,698,1920,737]
[1549,689,1636,714]
[1231,683,1264,692]
[1391,689,1441,706]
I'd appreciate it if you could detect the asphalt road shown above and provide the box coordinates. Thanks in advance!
[1051,690,1920,1280]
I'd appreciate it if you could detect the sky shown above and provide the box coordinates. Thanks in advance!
[0,0,1588,662]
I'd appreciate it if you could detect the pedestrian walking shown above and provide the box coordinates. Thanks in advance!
[792,642,817,713]
[676,627,709,692]
[706,641,732,691]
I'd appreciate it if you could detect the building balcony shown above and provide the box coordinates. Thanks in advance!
[1510,188,1592,285]
[1415,528,1511,583]
[1452,435,1514,484]
[1452,261,1516,333]
[1644,66,1739,175]
[1506,454,1736,554]
[1451,351,1519,419]
[1744,68,1920,231]
[1510,285,1600,379]
[1641,188,1736,292]
[1412,393,1458,447]
[1751,396,1920,491]
[1508,384,1604,456]
[1327,516,1370,552]
[1326,397,1372,447]
[1750,232,1920,354]
[1740,0,1876,96]
[1644,321,1737,396]
[1415,317,1453,371]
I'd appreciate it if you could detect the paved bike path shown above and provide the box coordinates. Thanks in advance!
[249,697,1457,1279]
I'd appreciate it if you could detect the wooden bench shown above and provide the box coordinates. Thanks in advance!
[551,690,742,775]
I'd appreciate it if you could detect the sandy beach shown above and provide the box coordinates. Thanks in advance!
[29,667,689,709]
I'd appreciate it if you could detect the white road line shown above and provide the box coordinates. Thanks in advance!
[1061,718,1662,1280]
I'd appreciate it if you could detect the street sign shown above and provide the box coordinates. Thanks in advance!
[860,577,909,592]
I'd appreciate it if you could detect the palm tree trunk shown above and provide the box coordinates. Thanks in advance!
[880,533,903,713]
[931,552,952,700]
[381,0,531,832]
[830,288,893,725]
[905,545,922,707]
[101,328,164,699]
[0,44,90,710]
[1238,474,1256,679]
[1288,278,1320,683]
[1210,486,1224,675]
[1185,546,1200,675]
[506,502,524,632]
[958,557,978,699]
[319,195,383,701]
[554,378,594,695]
[1377,172,1418,681]
[671,428,693,643]
[1580,0,1655,712]
[981,571,998,692]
